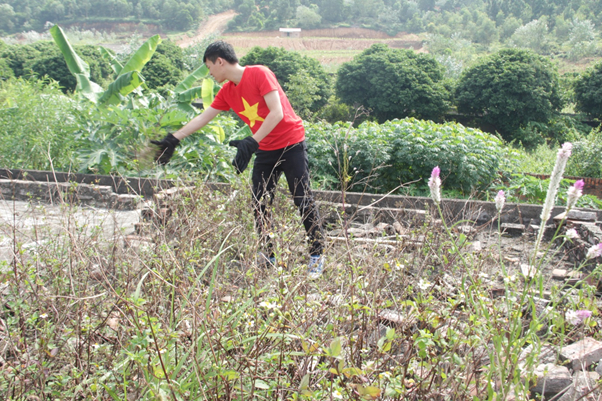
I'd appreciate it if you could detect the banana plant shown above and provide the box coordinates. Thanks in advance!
[50,24,159,105]
[173,64,220,114]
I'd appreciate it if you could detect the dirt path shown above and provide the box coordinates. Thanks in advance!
[176,10,237,48]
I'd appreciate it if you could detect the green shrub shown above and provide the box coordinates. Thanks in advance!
[0,57,13,80]
[306,118,503,193]
[0,78,80,170]
[566,128,602,179]
[455,48,563,145]
[336,44,451,122]
[574,60,602,119]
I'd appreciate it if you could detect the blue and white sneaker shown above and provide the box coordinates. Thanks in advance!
[308,255,325,279]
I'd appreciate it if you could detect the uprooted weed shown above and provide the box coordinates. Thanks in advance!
[0,180,600,400]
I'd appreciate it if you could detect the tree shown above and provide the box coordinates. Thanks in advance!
[240,46,332,112]
[1,44,45,78]
[0,4,16,33]
[141,53,183,89]
[509,19,550,54]
[29,45,113,92]
[455,48,562,144]
[295,5,322,29]
[574,61,602,119]
[565,18,597,61]
[335,44,451,122]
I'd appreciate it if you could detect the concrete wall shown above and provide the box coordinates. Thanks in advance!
[1,169,601,225]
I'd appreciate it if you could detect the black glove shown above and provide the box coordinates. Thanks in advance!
[150,133,180,165]
[229,136,259,174]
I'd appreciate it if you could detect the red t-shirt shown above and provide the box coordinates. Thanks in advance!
[210,65,305,151]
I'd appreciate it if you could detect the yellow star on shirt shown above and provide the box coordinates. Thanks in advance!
[239,97,265,128]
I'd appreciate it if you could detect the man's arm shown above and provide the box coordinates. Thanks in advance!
[252,90,283,143]
[173,106,222,140]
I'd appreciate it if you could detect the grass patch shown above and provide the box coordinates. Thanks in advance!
[1,178,599,399]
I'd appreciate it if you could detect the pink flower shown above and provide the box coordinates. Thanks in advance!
[586,243,602,259]
[558,142,572,160]
[495,190,505,212]
[428,166,441,203]
[566,309,592,325]
[565,228,579,240]
[566,179,584,209]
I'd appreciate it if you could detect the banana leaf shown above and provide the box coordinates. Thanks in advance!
[175,102,197,116]
[99,46,123,76]
[201,78,215,109]
[98,71,144,105]
[174,64,209,94]
[176,87,203,104]
[207,124,225,143]
[50,25,103,102]
[120,35,161,75]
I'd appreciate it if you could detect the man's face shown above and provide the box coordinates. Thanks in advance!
[205,58,226,83]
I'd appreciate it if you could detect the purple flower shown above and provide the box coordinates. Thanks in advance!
[428,166,441,203]
[566,179,584,209]
[566,309,592,325]
[495,190,505,212]
[586,243,602,259]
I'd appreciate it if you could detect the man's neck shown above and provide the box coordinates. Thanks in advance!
[226,64,246,85]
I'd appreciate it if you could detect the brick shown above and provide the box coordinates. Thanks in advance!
[501,223,525,237]
[565,271,583,286]
[554,210,597,223]
[557,371,601,401]
[530,364,572,395]
[552,269,567,280]
[560,338,602,371]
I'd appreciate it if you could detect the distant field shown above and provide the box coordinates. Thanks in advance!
[223,30,424,66]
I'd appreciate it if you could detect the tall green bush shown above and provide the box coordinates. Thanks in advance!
[336,44,451,123]
[455,48,563,147]
[574,61,602,119]
[307,118,503,193]
[565,128,602,179]
[0,78,80,170]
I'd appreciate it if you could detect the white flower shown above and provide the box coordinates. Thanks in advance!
[417,279,431,290]
[586,243,602,259]
[566,228,579,240]
[534,142,573,258]
[40,313,48,319]
[566,180,584,209]
[332,390,343,399]
[495,190,505,212]
[259,301,277,309]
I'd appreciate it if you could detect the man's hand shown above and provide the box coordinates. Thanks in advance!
[229,136,259,174]
[151,133,180,165]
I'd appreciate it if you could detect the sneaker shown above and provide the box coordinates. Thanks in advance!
[307,255,325,279]
[256,252,276,268]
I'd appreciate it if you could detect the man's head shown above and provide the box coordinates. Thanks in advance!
[203,41,238,64]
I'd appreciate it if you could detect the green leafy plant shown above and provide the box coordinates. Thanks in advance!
[307,118,503,194]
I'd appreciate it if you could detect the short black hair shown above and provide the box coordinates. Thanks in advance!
[203,41,238,64]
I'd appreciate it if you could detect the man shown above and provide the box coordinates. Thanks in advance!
[151,41,325,278]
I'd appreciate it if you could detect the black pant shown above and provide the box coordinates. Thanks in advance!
[252,141,324,256]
